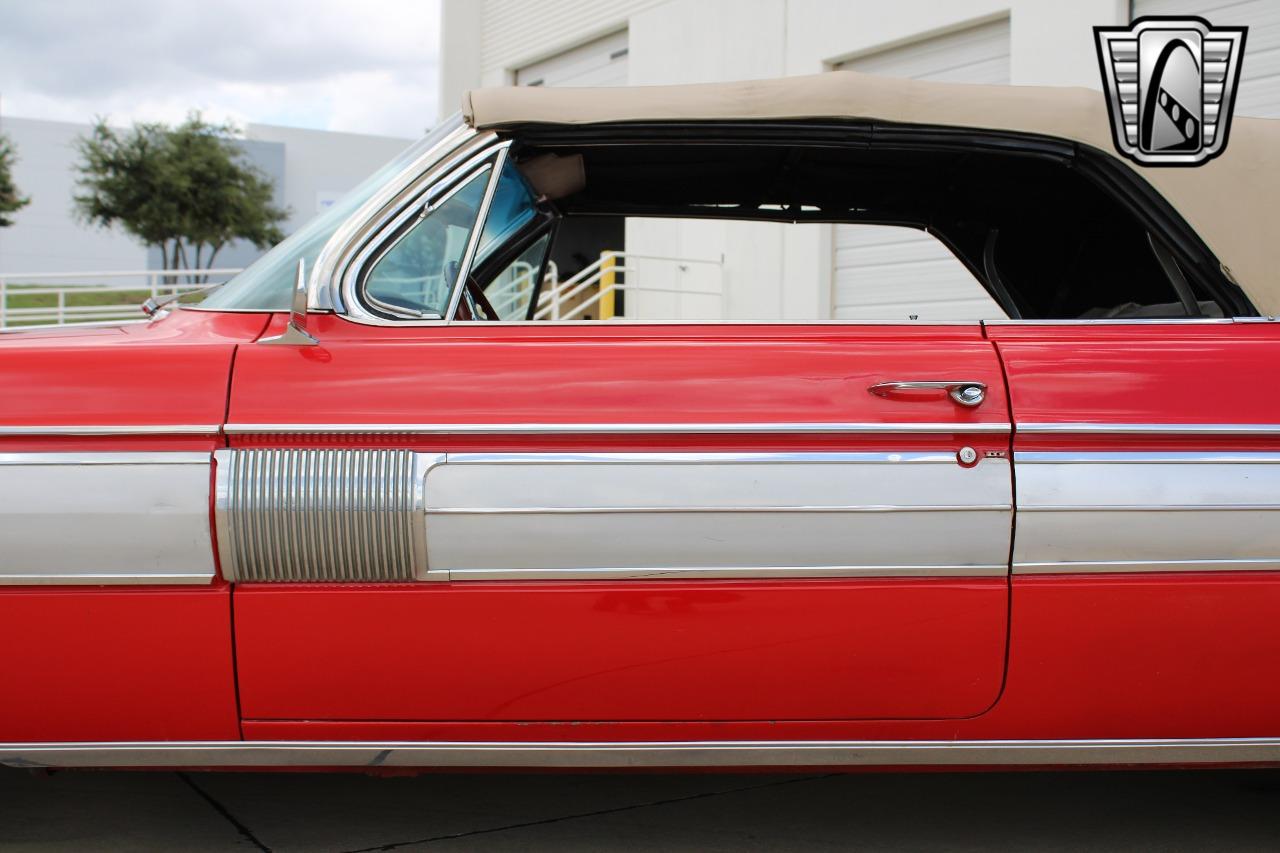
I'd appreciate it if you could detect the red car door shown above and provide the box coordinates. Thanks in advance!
[991,320,1280,736]
[223,315,1014,734]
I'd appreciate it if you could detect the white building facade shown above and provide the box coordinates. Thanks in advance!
[439,0,1279,321]
[0,117,412,276]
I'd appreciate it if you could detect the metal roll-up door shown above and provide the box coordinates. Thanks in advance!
[515,30,629,88]
[1133,0,1279,117]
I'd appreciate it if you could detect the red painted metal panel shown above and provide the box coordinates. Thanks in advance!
[228,318,1012,725]
[987,322,1280,435]
[228,317,1011,433]
[0,587,240,742]
[234,579,1009,722]
[0,309,268,434]
[241,572,1280,743]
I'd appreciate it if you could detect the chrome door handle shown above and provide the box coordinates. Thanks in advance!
[868,380,987,407]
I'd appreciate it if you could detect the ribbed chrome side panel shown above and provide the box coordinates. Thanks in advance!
[214,449,429,582]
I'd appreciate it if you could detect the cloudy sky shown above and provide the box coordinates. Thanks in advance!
[0,0,441,139]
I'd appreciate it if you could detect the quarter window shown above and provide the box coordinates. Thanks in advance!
[363,168,490,318]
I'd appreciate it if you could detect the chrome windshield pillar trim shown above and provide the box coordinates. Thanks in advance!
[223,422,1013,436]
[310,116,475,312]
[0,425,219,437]
[331,134,506,324]
[7,737,1280,769]
[1017,423,1280,436]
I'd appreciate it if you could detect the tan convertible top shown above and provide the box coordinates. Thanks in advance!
[465,71,1280,315]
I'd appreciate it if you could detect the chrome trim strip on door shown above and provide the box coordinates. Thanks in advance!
[447,451,963,464]
[0,573,216,585]
[1017,451,1280,464]
[0,425,219,437]
[445,564,1009,580]
[430,504,1012,515]
[224,422,1013,435]
[0,451,216,585]
[1018,423,1280,435]
[1015,558,1280,575]
[6,738,1280,769]
[424,450,1012,581]
[1013,451,1280,576]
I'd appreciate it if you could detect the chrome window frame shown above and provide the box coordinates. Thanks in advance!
[357,161,496,321]
[318,131,513,326]
[293,115,1273,328]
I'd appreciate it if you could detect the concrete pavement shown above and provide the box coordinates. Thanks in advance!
[4,766,1280,850]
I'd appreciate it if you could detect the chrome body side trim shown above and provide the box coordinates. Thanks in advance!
[1016,451,1280,464]
[0,425,219,437]
[424,451,1012,580]
[0,452,211,465]
[223,422,1012,435]
[6,738,1280,769]
[214,449,437,582]
[445,564,1009,581]
[1013,452,1280,576]
[0,452,215,585]
[1018,423,1280,436]
[1015,558,1280,575]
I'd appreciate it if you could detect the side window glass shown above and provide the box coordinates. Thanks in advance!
[364,168,490,318]
[476,159,539,265]
[480,234,551,321]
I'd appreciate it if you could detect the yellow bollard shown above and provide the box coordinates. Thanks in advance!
[599,252,616,320]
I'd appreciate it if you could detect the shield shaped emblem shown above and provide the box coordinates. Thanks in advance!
[1095,17,1247,166]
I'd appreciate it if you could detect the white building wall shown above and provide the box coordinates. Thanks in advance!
[0,116,411,278]
[0,117,148,274]
[246,124,413,234]
[445,0,1240,319]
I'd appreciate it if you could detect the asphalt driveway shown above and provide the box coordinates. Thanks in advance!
[4,766,1280,850]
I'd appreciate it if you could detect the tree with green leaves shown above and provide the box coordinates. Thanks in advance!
[73,114,288,275]
[0,133,30,227]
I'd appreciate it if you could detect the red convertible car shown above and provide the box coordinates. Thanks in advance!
[2,73,1279,770]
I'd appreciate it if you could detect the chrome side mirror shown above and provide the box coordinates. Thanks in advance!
[261,259,319,346]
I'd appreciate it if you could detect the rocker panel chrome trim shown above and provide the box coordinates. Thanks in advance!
[5,738,1280,769]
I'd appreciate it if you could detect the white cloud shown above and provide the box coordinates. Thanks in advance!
[0,0,440,138]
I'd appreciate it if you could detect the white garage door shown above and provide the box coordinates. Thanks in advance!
[1133,1,1279,117]
[515,30,629,88]
[832,19,1010,320]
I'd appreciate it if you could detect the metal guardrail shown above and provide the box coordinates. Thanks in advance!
[1,252,722,329]
[535,251,723,321]
[0,268,243,328]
